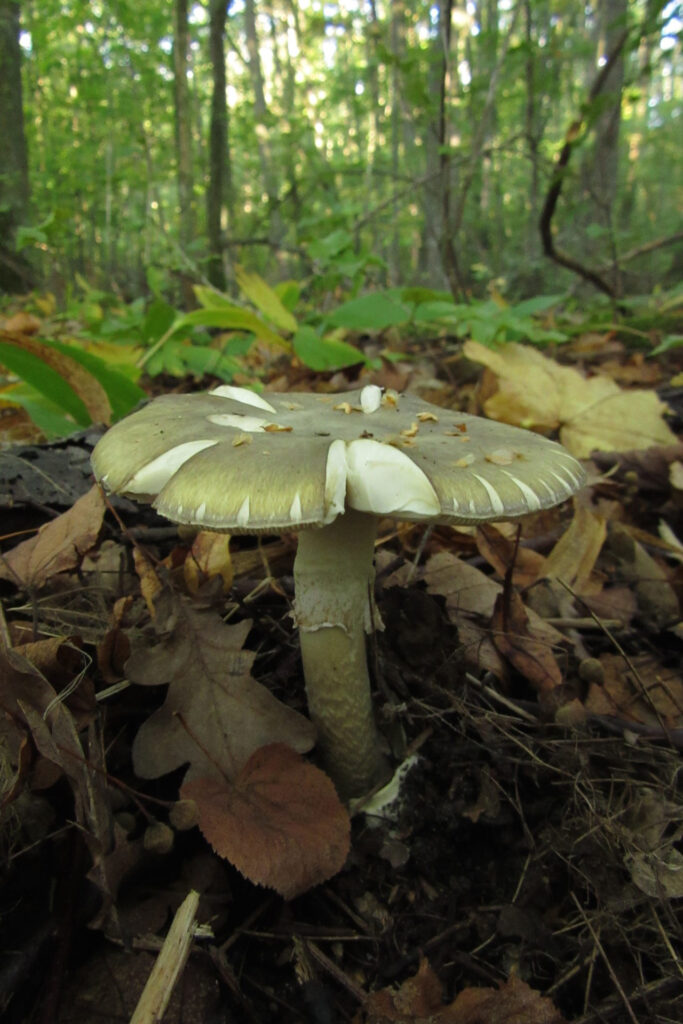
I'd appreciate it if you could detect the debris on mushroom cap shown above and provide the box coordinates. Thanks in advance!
[91,383,585,532]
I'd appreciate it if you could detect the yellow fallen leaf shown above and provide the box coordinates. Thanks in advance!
[464,340,677,456]
[561,388,677,456]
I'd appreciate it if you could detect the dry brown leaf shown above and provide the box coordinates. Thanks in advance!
[0,485,105,589]
[184,530,233,594]
[475,524,546,587]
[133,547,164,615]
[607,525,680,630]
[585,652,683,729]
[128,592,316,783]
[182,743,350,899]
[621,787,683,900]
[491,591,563,693]
[541,500,607,594]
[423,552,563,683]
[356,959,567,1023]
[464,340,676,457]
[0,643,115,900]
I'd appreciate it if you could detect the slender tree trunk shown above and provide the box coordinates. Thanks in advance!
[207,0,231,290]
[243,0,283,247]
[173,0,195,303]
[580,0,627,291]
[0,0,32,291]
[388,0,405,284]
[420,1,451,290]
[523,0,540,264]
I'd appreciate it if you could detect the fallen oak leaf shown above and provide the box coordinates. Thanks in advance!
[128,591,316,784]
[182,743,350,899]
[0,484,105,589]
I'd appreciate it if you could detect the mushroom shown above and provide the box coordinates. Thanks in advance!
[91,384,585,798]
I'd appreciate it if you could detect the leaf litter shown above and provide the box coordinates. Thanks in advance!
[0,335,681,1022]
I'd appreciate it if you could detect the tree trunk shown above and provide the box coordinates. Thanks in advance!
[580,0,627,289]
[0,0,32,291]
[243,0,283,248]
[207,0,232,290]
[173,0,195,303]
[420,0,452,291]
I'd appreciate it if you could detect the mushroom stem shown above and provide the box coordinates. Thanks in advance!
[293,508,388,799]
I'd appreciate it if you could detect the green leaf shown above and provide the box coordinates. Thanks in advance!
[307,229,353,261]
[143,299,177,343]
[327,293,410,330]
[0,342,90,425]
[512,294,565,316]
[274,280,301,312]
[172,307,290,351]
[3,384,80,438]
[293,327,364,370]
[401,287,453,306]
[650,333,683,355]
[193,285,236,310]
[413,300,461,324]
[45,341,146,420]
[234,266,298,332]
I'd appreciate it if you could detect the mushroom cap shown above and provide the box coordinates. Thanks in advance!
[91,384,585,532]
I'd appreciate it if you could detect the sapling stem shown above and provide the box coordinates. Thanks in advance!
[293,508,388,799]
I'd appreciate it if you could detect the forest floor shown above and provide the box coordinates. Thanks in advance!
[1,333,682,1023]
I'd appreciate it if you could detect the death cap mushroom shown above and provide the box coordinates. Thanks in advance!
[91,383,585,530]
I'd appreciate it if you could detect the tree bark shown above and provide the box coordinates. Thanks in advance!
[243,0,283,247]
[0,0,32,291]
[173,0,195,303]
[207,0,232,290]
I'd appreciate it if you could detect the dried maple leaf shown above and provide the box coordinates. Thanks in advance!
[464,339,677,456]
[356,959,567,1023]
[0,485,105,589]
[127,592,316,783]
[182,743,350,899]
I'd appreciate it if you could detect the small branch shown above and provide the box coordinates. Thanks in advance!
[597,229,683,271]
[129,890,200,1024]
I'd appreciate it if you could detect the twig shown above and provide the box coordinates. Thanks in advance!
[130,889,200,1024]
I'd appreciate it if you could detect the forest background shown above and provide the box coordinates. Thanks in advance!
[0,0,681,412]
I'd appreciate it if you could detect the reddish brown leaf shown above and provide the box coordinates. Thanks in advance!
[0,485,105,589]
[357,959,567,1023]
[446,974,568,1023]
[491,590,563,693]
[182,743,350,899]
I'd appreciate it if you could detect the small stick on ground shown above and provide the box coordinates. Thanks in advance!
[130,889,200,1024]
